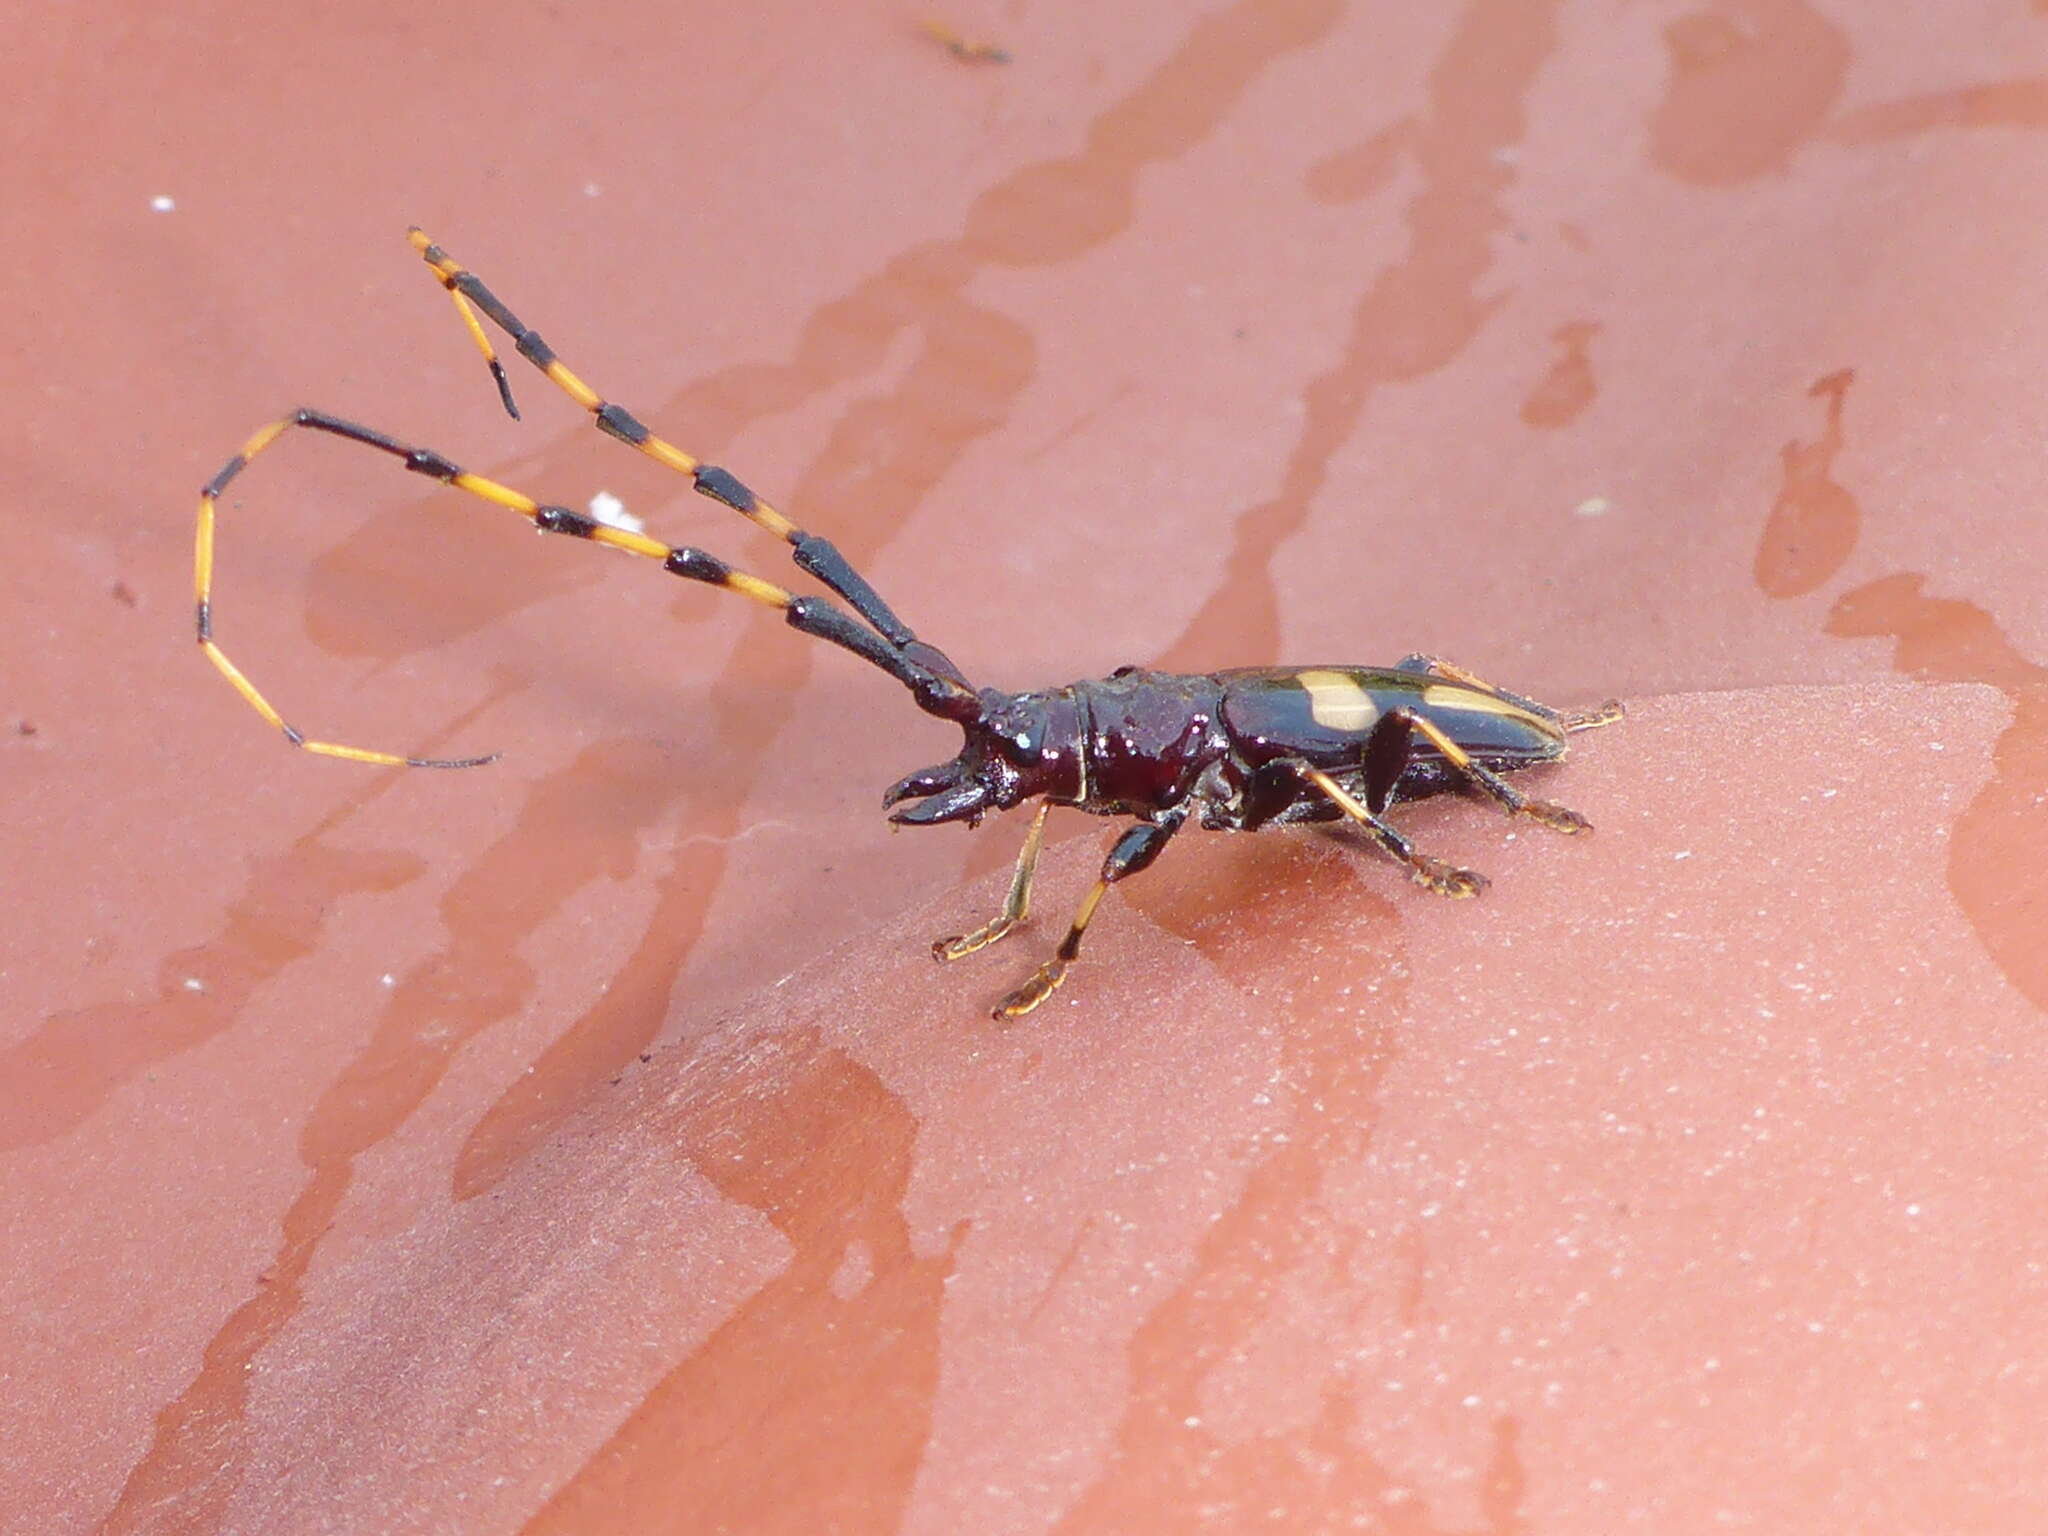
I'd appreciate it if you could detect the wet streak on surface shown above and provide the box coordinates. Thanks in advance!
[1648,1,1849,184]
[0,681,514,1152]
[1827,577,2048,1013]
[1830,75,2048,142]
[1518,321,1599,432]
[1063,834,1530,1532]
[1751,369,2048,1040]
[0,843,421,1154]
[1303,119,1416,207]
[102,740,679,1534]
[1754,368,1856,598]
[520,1034,964,1536]
[1153,0,1563,674]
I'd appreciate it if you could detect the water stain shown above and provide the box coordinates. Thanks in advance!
[520,1033,964,1535]
[1519,320,1600,431]
[1830,76,2048,143]
[1754,367,1857,598]
[0,683,516,1153]
[1305,118,1416,206]
[0,843,420,1153]
[1826,576,2048,1012]
[1155,0,1563,674]
[101,739,677,1534]
[1061,829,1526,1530]
[1649,1,1850,184]
[1737,357,2047,1017]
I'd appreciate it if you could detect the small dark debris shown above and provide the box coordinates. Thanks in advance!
[920,18,1011,63]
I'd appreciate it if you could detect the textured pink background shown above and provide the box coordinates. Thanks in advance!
[7,1,2048,1531]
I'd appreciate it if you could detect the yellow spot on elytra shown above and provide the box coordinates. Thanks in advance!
[1298,669,1380,732]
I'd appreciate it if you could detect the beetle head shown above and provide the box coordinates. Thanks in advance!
[883,689,1085,826]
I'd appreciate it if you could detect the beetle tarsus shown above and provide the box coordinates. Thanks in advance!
[935,922,1010,962]
[1520,799,1592,835]
[1411,857,1488,898]
[936,803,1049,961]
[994,960,1066,1018]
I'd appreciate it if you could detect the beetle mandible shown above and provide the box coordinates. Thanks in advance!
[195,231,1623,1018]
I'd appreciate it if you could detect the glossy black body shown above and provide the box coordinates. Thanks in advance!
[884,661,1568,833]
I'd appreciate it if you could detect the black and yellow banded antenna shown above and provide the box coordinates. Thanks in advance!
[195,231,980,768]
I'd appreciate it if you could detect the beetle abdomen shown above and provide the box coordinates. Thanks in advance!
[1216,666,1565,767]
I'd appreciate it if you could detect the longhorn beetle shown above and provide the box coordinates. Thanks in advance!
[196,231,1623,1018]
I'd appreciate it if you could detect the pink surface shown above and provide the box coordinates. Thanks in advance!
[6,1,2048,1531]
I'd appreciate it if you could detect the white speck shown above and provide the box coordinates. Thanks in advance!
[1905,1202,1921,1217]
[830,1241,874,1299]
[1929,741,1946,752]
[181,976,206,993]
[150,195,176,213]
[1672,849,1692,860]
[1183,1416,1202,1429]
[589,491,642,533]
[583,181,602,197]
[1574,496,1610,517]
[380,973,396,987]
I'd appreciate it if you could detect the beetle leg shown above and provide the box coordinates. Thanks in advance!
[1398,711,1593,834]
[934,802,1052,961]
[1296,766,1488,898]
[994,810,1184,1019]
